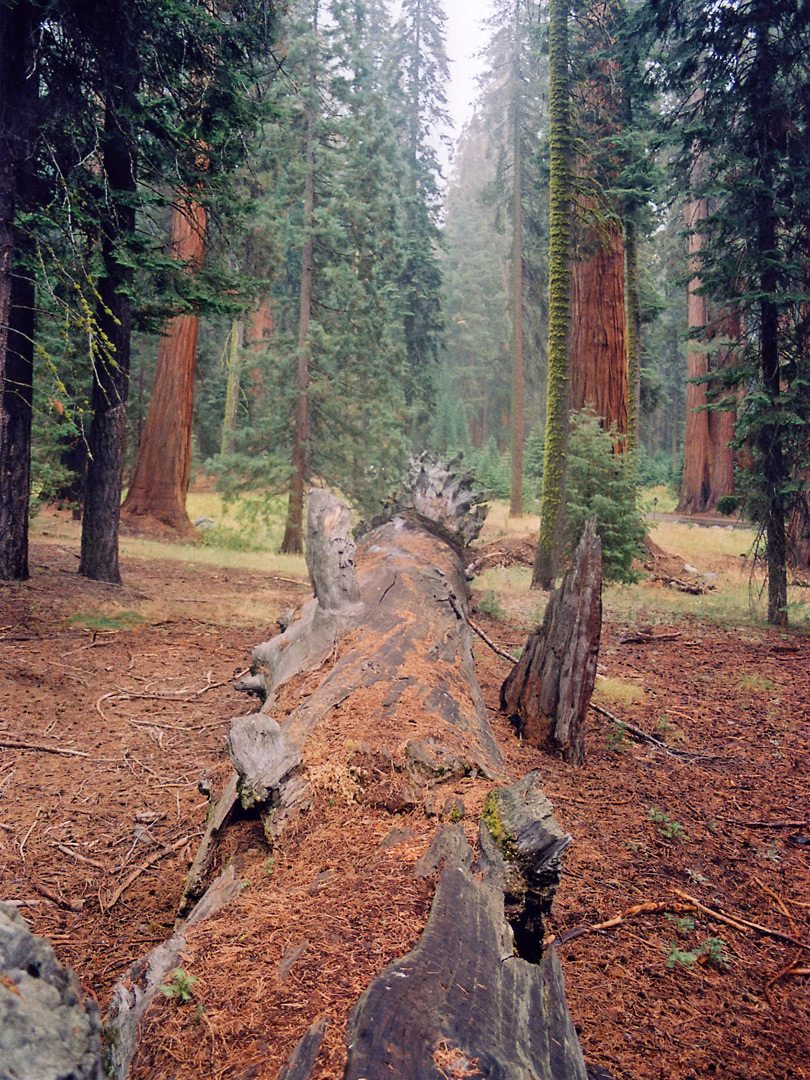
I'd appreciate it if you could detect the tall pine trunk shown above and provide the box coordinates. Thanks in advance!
[568,1,628,444]
[79,41,138,583]
[534,0,572,589]
[677,193,711,513]
[280,113,315,556]
[752,3,787,624]
[121,197,206,535]
[221,319,244,457]
[0,1,38,581]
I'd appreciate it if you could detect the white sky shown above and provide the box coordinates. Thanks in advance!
[443,0,493,139]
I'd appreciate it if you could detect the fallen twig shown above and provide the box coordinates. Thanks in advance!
[53,842,107,871]
[0,738,89,758]
[672,889,810,953]
[104,835,191,910]
[551,899,697,946]
[725,818,810,829]
[31,878,83,913]
[446,594,520,665]
[620,629,684,644]
[588,702,680,756]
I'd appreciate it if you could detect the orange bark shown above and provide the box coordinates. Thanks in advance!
[568,1,628,443]
[677,197,736,514]
[569,213,628,438]
[122,198,206,534]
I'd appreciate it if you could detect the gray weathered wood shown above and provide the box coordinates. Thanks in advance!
[343,830,586,1080]
[278,1015,330,1080]
[501,519,602,764]
[236,490,364,707]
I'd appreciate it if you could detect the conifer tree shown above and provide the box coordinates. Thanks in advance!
[390,0,450,424]
[648,0,810,624]
[534,0,573,588]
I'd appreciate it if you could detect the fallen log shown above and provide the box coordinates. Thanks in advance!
[127,462,587,1077]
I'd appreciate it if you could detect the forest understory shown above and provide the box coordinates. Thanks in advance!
[1,511,808,1080]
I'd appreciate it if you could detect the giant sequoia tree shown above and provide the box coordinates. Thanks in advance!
[649,0,810,624]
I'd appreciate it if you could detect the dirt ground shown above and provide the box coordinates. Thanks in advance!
[1,518,808,1080]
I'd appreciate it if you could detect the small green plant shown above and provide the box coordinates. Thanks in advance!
[665,943,698,969]
[264,856,275,875]
[606,721,628,752]
[159,968,198,1004]
[476,588,505,620]
[665,936,730,971]
[656,715,672,738]
[700,937,730,968]
[649,806,688,841]
[666,914,695,937]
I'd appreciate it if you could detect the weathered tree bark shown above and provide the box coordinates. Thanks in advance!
[502,519,602,764]
[0,3,38,581]
[569,209,628,439]
[344,785,584,1080]
[121,197,206,536]
[568,1,628,443]
[677,192,736,515]
[80,61,138,584]
[128,464,587,1077]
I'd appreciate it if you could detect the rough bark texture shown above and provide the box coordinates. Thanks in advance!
[144,466,585,1076]
[0,3,38,581]
[0,264,34,581]
[344,798,584,1080]
[570,209,628,439]
[121,198,206,536]
[0,901,103,1080]
[80,80,137,584]
[677,195,736,514]
[502,519,602,764]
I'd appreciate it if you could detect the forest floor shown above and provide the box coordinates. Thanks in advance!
[1,504,808,1080]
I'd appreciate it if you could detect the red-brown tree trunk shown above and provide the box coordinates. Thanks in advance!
[568,1,628,443]
[121,197,206,535]
[677,198,737,514]
[569,211,628,438]
[677,196,711,512]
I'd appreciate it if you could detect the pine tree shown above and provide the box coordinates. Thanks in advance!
[390,0,450,424]
[534,0,573,588]
[476,0,549,516]
[648,0,810,624]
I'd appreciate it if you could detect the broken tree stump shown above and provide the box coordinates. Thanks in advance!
[501,519,602,764]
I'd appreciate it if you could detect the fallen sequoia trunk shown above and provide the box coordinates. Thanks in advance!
[112,463,588,1078]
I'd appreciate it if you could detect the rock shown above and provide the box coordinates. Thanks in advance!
[0,901,102,1080]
